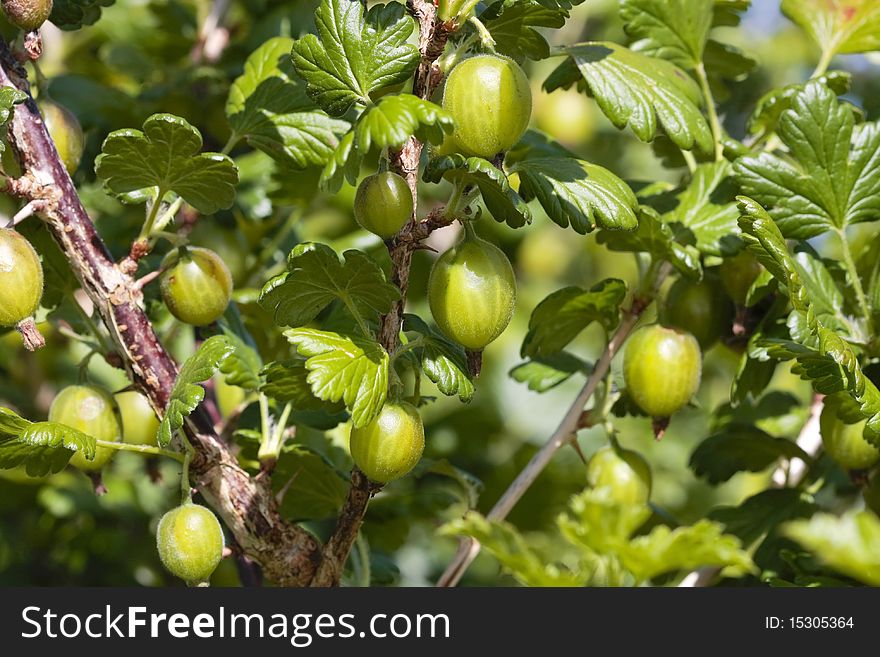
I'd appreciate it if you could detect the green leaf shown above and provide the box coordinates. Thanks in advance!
[440,511,583,586]
[275,445,349,520]
[356,94,453,152]
[0,407,97,477]
[621,520,755,581]
[321,130,359,192]
[597,206,702,278]
[747,71,851,137]
[791,248,855,339]
[403,315,475,403]
[260,360,346,414]
[556,487,652,555]
[0,87,26,154]
[227,37,350,169]
[51,0,114,30]
[158,336,235,446]
[260,243,399,328]
[545,42,713,152]
[95,114,239,214]
[480,0,567,61]
[735,81,880,239]
[710,488,818,547]
[217,330,263,391]
[285,328,389,428]
[290,0,420,116]
[521,279,627,358]
[620,0,714,69]
[661,161,741,256]
[509,352,591,392]
[511,157,639,233]
[424,154,531,229]
[689,425,812,484]
[784,511,880,586]
[737,196,880,443]
[782,0,880,60]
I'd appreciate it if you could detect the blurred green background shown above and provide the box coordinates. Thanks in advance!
[0,0,875,586]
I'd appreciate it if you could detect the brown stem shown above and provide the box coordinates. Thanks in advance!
[313,1,454,586]
[0,38,323,587]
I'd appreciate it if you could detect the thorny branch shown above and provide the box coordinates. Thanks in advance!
[308,0,456,586]
[0,37,327,587]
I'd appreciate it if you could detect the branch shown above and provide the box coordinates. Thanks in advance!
[0,38,323,587]
[437,287,660,587]
[677,392,825,588]
[312,0,454,586]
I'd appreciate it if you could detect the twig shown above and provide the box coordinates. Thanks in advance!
[678,393,825,588]
[438,288,660,587]
[191,0,232,64]
[311,0,454,586]
[0,37,324,587]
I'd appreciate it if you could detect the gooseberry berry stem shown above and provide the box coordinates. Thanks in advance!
[695,61,723,161]
[467,15,496,51]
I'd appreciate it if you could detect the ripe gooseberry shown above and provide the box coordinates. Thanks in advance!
[116,390,159,446]
[349,401,425,483]
[49,384,121,471]
[586,444,652,505]
[623,324,702,418]
[661,274,733,350]
[160,247,232,326]
[442,54,532,158]
[1,0,52,32]
[0,228,43,329]
[353,171,413,239]
[156,503,224,585]
[427,222,516,351]
[820,398,880,471]
[719,250,763,306]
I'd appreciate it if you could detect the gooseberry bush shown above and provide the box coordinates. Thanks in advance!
[1,0,880,588]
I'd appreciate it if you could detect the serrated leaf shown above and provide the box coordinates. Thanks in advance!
[0,87,26,154]
[217,330,262,391]
[285,328,389,428]
[51,0,114,30]
[662,161,741,256]
[710,488,818,547]
[782,0,880,60]
[509,352,591,392]
[227,37,350,169]
[440,511,583,587]
[621,0,714,69]
[260,242,399,328]
[521,279,627,358]
[275,445,349,520]
[689,426,812,484]
[747,72,851,137]
[356,94,453,151]
[480,0,567,61]
[735,81,880,239]
[597,206,702,278]
[737,196,880,443]
[511,156,639,233]
[0,407,97,477]
[784,511,880,586]
[260,360,346,413]
[403,315,475,403]
[621,520,755,581]
[556,487,652,556]
[95,114,238,214]
[158,336,235,446]
[291,0,420,116]
[791,248,855,339]
[545,42,713,152]
[424,154,531,229]
[321,130,359,192]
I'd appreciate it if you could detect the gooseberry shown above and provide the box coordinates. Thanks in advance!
[0,228,43,329]
[661,275,733,349]
[586,444,652,505]
[349,401,425,483]
[156,503,224,585]
[1,0,52,32]
[160,247,232,326]
[39,99,84,175]
[719,250,763,307]
[116,390,159,447]
[353,171,413,239]
[49,384,121,471]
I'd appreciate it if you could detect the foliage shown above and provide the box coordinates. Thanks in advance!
[1,0,880,589]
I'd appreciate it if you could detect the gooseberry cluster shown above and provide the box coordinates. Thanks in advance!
[347,54,529,484]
